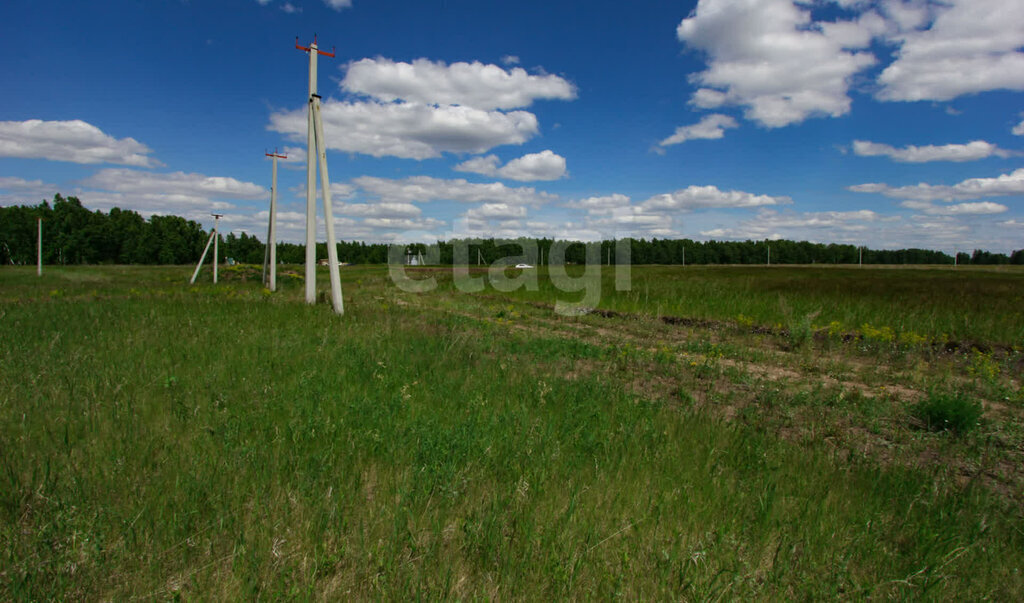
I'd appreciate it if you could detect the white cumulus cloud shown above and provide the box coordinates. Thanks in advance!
[454,150,567,181]
[362,217,445,231]
[677,0,879,127]
[353,175,557,206]
[0,176,60,207]
[696,208,884,244]
[852,139,1013,162]
[269,57,576,160]
[564,193,632,214]
[77,168,267,216]
[268,101,539,160]
[342,58,576,110]
[465,203,528,221]
[900,200,1009,215]
[659,114,738,146]
[84,169,266,200]
[850,167,1024,202]
[641,185,791,211]
[0,119,158,167]
[0,176,56,193]
[876,0,1024,102]
[335,202,422,219]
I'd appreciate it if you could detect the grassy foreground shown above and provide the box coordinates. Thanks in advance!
[1,264,1023,598]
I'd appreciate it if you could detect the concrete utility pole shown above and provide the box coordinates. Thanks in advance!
[213,214,221,284]
[262,150,287,291]
[297,35,343,315]
[766,241,770,266]
[190,213,223,284]
[36,218,42,276]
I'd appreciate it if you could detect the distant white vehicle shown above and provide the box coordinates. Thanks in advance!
[514,263,534,269]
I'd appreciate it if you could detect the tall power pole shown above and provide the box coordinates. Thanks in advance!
[263,150,287,291]
[36,217,42,276]
[297,35,343,315]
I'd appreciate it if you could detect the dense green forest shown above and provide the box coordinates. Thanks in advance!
[3,194,1022,266]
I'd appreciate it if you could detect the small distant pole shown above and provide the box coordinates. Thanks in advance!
[477,249,482,266]
[682,244,685,267]
[954,248,958,266]
[212,214,223,284]
[766,241,770,266]
[859,246,863,267]
[36,217,42,276]
[263,150,287,291]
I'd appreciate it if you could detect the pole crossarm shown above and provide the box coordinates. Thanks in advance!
[295,35,336,57]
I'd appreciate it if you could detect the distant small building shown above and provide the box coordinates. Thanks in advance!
[405,248,424,266]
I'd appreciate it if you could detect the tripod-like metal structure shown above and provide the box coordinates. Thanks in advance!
[191,213,223,284]
[296,35,344,315]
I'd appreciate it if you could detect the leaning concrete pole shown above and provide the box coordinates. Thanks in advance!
[297,35,343,314]
[191,231,215,284]
[313,98,344,315]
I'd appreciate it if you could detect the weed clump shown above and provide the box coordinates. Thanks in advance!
[912,392,983,435]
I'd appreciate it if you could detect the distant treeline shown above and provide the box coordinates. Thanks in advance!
[3,194,1023,266]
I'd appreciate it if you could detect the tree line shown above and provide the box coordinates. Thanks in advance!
[3,194,1022,266]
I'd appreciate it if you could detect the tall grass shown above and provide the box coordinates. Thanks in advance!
[443,265,1024,345]
[1,265,1022,597]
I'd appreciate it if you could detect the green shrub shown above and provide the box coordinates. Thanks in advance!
[912,392,983,434]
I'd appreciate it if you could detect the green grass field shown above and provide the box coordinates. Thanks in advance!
[2,264,1023,598]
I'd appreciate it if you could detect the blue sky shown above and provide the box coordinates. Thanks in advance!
[1,0,1022,252]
